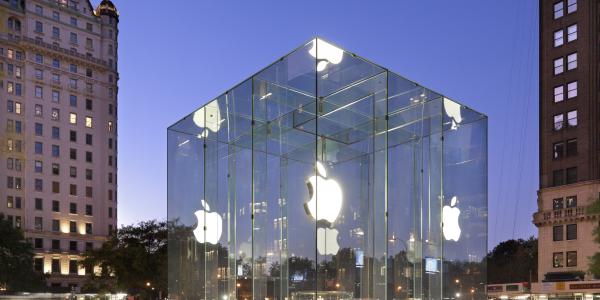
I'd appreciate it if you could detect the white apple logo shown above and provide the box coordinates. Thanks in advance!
[444,98,463,131]
[192,100,223,138]
[442,196,461,242]
[304,161,343,226]
[317,227,340,255]
[193,200,223,245]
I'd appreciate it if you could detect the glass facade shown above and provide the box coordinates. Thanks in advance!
[168,38,487,300]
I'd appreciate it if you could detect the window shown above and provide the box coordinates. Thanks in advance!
[70,17,77,26]
[70,32,77,44]
[567,24,577,42]
[86,23,93,31]
[567,251,577,267]
[554,2,564,19]
[86,38,93,49]
[69,241,77,251]
[52,219,59,232]
[108,121,113,132]
[86,169,93,180]
[69,221,76,233]
[34,217,43,230]
[35,123,43,136]
[52,58,60,68]
[86,99,93,110]
[70,148,77,160]
[52,90,60,103]
[566,139,577,156]
[566,224,577,240]
[53,11,59,20]
[52,181,60,193]
[69,260,78,274]
[86,242,93,251]
[51,108,59,121]
[35,179,43,191]
[52,73,60,84]
[85,116,92,128]
[554,57,564,75]
[52,163,59,175]
[70,166,76,178]
[567,0,577,13]
[553,225,564,241]
[553,198,564,210]
[34,258,43,272]
[51,258,60,273]
[34,161,43,173]
[86,186,92,198]
[85,223,92,234]
[35,142,43,154]
[566,167,578,184]
[52,145,60,157]
[35,21,43,33]
[85,134,92,145]
[85,205,92,216]
[567,110,577,127]
[70,203,77,214]
[34,238,43,249]
[86,152,93,163]
[553,169,564,186]
[554,114,564,131]
[554,29,564,47]
[70,130,77,142]
[52,26,59,39]
[553,252,564,267]
[69,184,77,196]
[35,104,43,117]
[70,95,77,107]
[70,64,78,73]
[35,5,43,15]
[567,53,577,70]
[52,200,59,212]
[35,86,43,98]
[70,113,77,124]
[566,195,577,208]
[70,78,77,89]
[108,207,113,218]
[567,81,577,98]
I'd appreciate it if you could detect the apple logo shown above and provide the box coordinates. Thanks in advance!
[317,227,340,255]
[308,39,344,72]
[193,200,223,245]
[442,196,461,242]
[444,98,463,131]
[304,161,343,226]
[192,100,223,138]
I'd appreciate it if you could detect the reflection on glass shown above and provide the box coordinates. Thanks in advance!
[168,38,488,300]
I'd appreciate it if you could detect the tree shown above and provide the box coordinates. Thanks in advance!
[486,237,537,284]
[0,214,46,292]
[80,220,167,297]
[588,199,600,278]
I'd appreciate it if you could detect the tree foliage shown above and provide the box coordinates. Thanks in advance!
[486,237,537,284]
[588,198,600,278]
[0,214,46,292]
[80,220,167,297]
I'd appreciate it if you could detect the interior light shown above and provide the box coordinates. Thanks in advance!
[309,39,344,72]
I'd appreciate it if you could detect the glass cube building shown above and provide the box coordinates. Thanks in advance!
[168,38,488,300]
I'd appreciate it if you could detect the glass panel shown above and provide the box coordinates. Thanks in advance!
[168,37,488,300]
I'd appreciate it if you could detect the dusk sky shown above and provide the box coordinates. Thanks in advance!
[109,0,538,248]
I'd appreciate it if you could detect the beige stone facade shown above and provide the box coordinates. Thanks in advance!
[0,0,118,291]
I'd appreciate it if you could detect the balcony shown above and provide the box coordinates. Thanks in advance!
[0,35,108,68]
[533,206,598,226]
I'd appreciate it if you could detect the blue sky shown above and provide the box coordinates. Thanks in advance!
[108,0,539,248]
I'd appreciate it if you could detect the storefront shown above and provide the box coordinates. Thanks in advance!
[168,38,488,300]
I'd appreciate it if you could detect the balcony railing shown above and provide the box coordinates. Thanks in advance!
[0,35,108,68]
[534,206,591,225]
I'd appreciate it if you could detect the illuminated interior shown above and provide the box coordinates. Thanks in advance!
[168,38,488,300]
